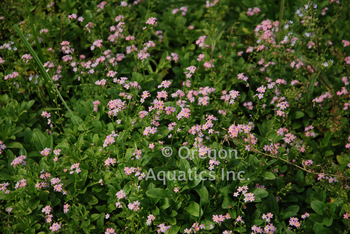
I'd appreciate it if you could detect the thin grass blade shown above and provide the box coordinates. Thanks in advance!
[12,24,86,131]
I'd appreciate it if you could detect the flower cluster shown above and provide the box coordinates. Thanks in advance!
[177,107,191,120]
[132,149,142,159]
[234,216,245,225]
[95,79,107,86]
[146,214,156,225]
[221,90,240,104]
[104,157,117,166]
[40,147,52,156]
[63,203,70,213]
[49,223,61,232]
[103,132,118,147]
[195,36,207,48]
[143,126,158,136]
[172,6,188,16]
[97,1,107,12]
[263,143,280,155]
[289,217,301,228]
[105,228,116,234]
[301,212,310,219]
[11,155,26,168]
[184,66,196,79]
[41,111,53,128]
[0,140,6,155]
[4,71,20,80]
[107,99,127,116]
[146,17,157,26]
[93,100,100,112]
[124,167,146,180]
[157,223,171,233]
[212,213,231,224]
[127,200,141,211]
[247,7,261,16]
[184,222,205,233]
[0,182,10,194]
[21,54,33,63]
[262,213,274,223]
[69,163,81,174]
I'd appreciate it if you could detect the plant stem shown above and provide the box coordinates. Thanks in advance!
[278,0,285,42]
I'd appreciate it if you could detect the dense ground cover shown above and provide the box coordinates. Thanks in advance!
[1,0,350,233]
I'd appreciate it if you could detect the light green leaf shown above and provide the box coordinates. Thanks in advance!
[186,201,202,217]
[146,188,168,199]
[262,172,276,180]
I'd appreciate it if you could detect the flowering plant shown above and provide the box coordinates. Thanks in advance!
[0,0,350,233]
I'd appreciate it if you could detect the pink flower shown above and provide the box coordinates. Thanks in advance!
[40,148,51,156]
[63,203,70,213]
[105,228,116,234]
[146,17,157,26]
[42,205,52,215]
[344,213,350,219]
[49,223,61,232]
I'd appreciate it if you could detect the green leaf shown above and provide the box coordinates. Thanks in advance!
[141,154,154,166]
[308,74,317,99]
[337,155,346,165]
[285,205,300,213]
[222,195,235,209]
[186,201,202,217]
[322,217,333,227]
[32,131,47,151]
[45,135,53,149]
[262,172,276,180]
[282,211,298,219]
[97,212,104,229]
[93,134,99,145]
[214,20,236,41]
[0,172,12,180]
[6,142,24,149]
[285,230,296,234]
[313,222,327,234]
[291,111,305,120]
[146,188,168,199]
[138,5,147,19]
[88,196,99,205]
[321,132,331,149]
[168,225,181,234]
[296,170,304,184]
[252,188,269,199]
[268,194,279,214]
[311,200,327,216]
[195,186,209,205]
[0,94,10,105]
[91,214,100,222]
[28,197,40,210]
